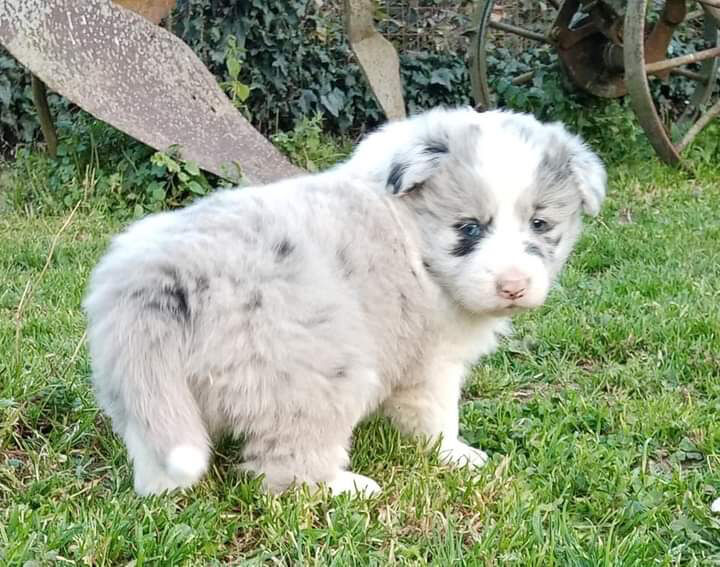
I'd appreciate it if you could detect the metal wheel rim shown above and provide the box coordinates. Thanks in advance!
[624,0,720,164]
[469,0,497,109]
[680,15,720,127]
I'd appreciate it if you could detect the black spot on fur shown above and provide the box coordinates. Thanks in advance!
[544,235,562,248]
[142,288,189,322]
[387,161,408,194]
[451,220,490,257]
[422,259,441,279]
[423,140,449,155]
[334,367,347,379]
[452,238,478,258]
[300,311,331,328]
[387,139,447,194]
[249,352,267,366]
[244,290,263,311]
[399,291,410,320]
[195,276,210,293]
[525,243,545,259]
[336,248,353,279]
[165,284,189,319]
[539,150,573,185]
[274,238,294,260]
[136,267,191,322]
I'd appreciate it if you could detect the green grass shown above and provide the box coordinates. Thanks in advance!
[1,158,719,565]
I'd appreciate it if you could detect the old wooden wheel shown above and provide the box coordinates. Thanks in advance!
[624,0,720,164]
[469,0,632,110]
[470,0,720,164]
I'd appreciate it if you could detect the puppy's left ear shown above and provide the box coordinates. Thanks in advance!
[386,138,450,195]
[568,140,607,216]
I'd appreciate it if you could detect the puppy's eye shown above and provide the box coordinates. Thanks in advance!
[459,222,484,239]
[531,218,550,233]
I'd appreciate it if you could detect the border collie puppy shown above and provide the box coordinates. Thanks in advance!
[84,107,606,496]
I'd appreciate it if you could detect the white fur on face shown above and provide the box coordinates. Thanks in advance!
[384,108,601,318]
[455,129,549,313]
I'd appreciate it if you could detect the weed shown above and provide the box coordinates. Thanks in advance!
[0,113,219,219]
[272,114,352,171]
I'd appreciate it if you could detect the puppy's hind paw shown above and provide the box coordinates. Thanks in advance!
[326,471,381,497]
[439,440,489,469]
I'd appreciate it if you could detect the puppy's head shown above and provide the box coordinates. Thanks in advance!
[354,107,606,316]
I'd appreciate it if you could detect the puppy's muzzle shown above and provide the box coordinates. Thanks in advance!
[495,269,530,301]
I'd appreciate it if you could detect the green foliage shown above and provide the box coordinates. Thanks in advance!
[271,114,351,171]
[400,51,472,115]
[2,112,216,218]
[172,0,472,134]
[220,35,252,108]
[0,50,72,156]
[147,149,214,209]
[173,0,383,134]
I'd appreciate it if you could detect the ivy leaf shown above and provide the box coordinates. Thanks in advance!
[0,81,11,106]
[320,88,345,118]
[430,68,453,88]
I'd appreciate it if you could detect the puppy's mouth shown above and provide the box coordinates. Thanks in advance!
[501,299,536,312]
[478,301,530,317]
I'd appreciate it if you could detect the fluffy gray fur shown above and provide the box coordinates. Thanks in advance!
[84,107,606,496]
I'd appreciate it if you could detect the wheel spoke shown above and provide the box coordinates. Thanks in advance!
[670,67,708,82]
[645,46,720,74]
[677,98,720,151]
[488,20,548,43]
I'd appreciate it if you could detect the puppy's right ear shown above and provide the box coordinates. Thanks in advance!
[386,138,450,195]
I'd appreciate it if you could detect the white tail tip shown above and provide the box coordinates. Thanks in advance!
[166,445,209,486]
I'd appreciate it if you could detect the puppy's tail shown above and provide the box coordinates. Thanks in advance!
[86,288,211,493]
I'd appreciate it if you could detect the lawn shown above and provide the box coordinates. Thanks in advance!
[1,158,719,565]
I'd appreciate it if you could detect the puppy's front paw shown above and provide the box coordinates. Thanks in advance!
[712,498,720,513]
[439,440,489,469]
[326,471,381,497]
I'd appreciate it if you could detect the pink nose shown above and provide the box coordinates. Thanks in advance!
[496,270,530,301]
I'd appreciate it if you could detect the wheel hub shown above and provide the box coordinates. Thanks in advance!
[552,0,686,98]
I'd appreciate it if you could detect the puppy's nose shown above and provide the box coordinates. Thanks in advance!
[496,270,530,301]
